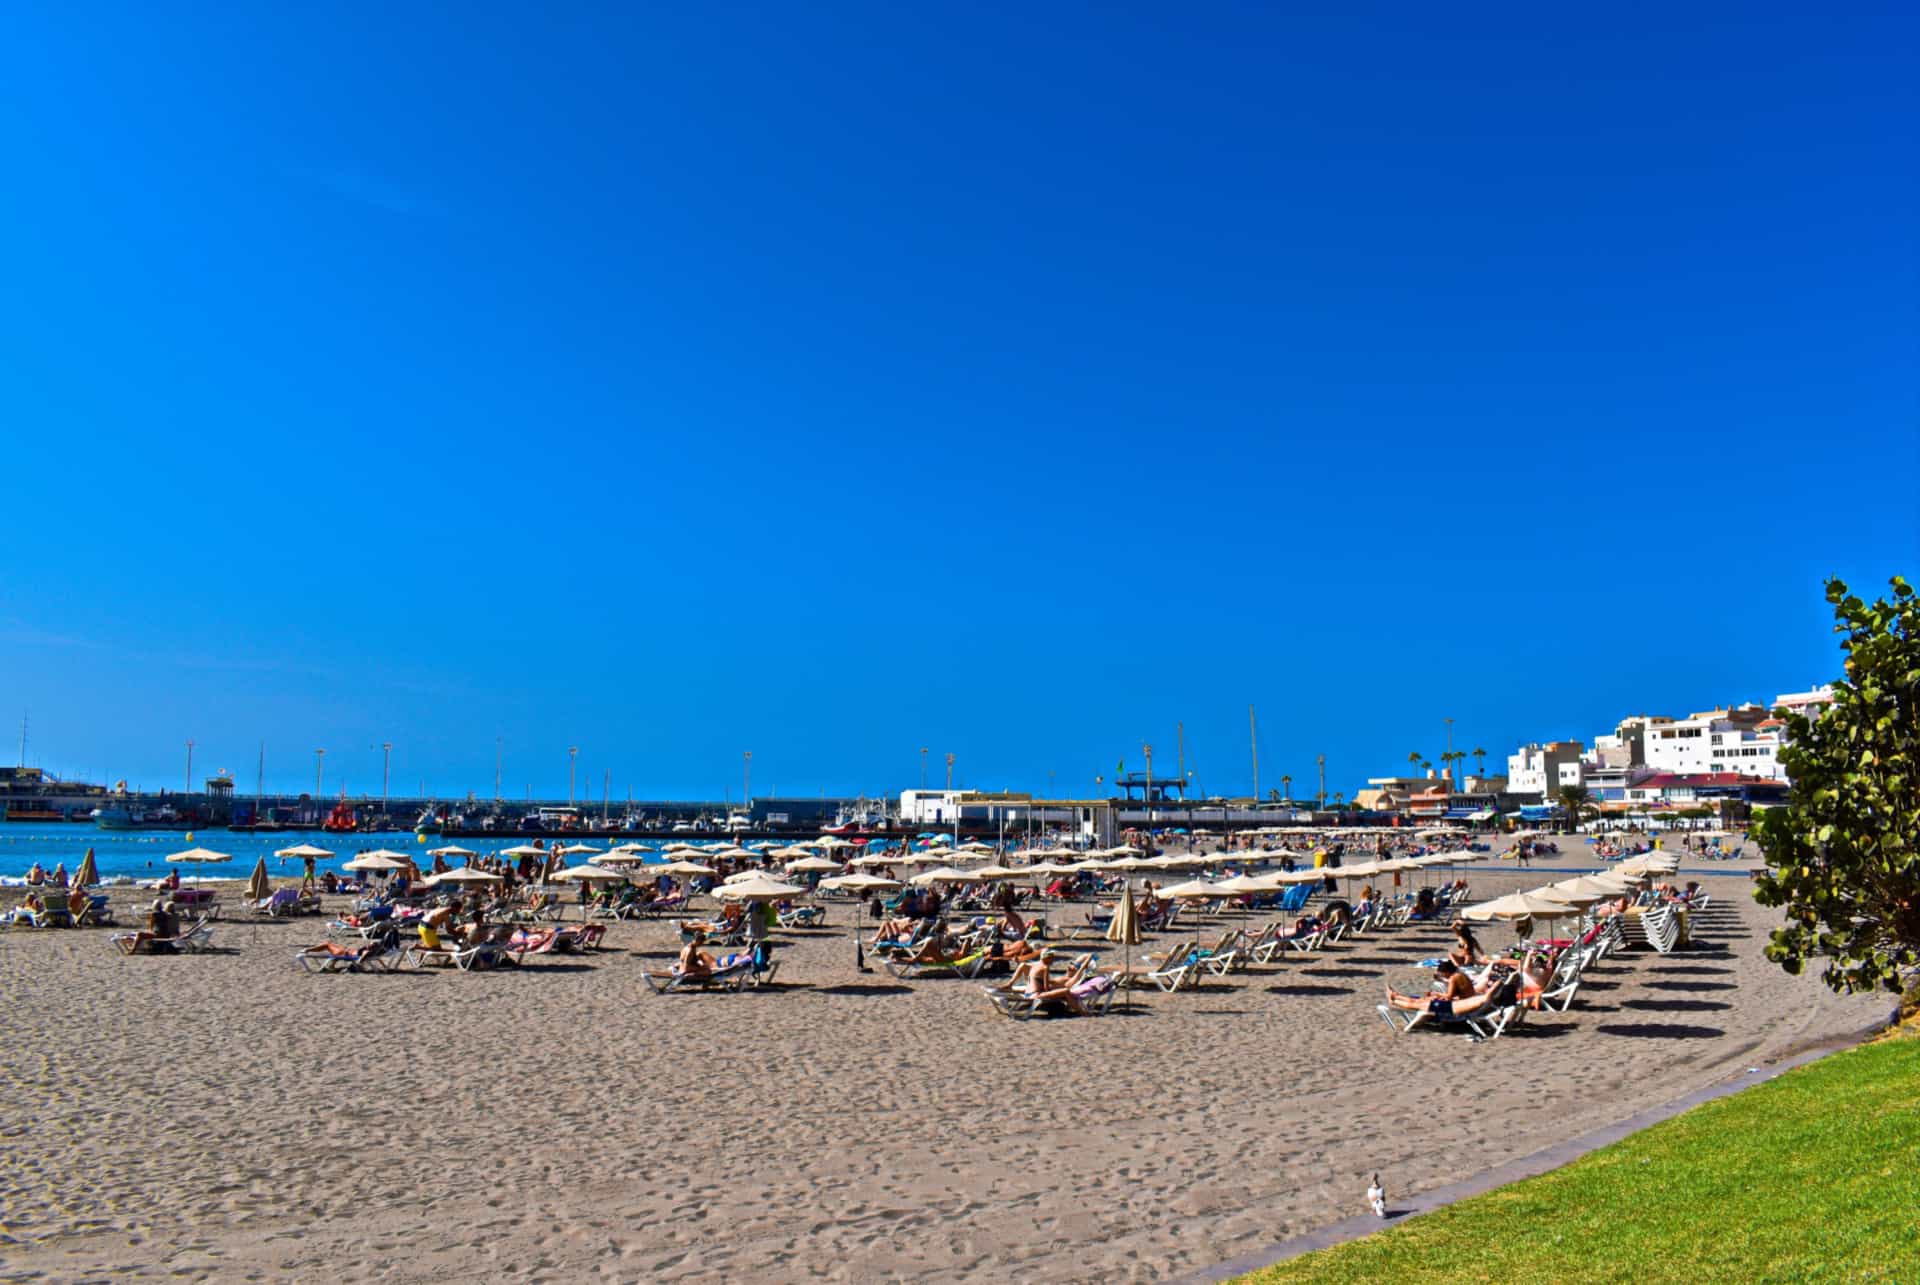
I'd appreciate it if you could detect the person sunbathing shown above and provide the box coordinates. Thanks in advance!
[904,930,973,967]
[1449,923,1486,968]
[1026,965,1115,1015]
[25,863,45,886]
[664,933,715,981]
[994,949,1063,995]
[1383,961,1492,1019]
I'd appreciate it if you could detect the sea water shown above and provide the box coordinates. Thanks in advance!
[0,824,587,884]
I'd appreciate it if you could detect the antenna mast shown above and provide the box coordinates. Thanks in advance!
[1248,705,1260,803]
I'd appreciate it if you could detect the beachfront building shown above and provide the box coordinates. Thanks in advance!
[1774,684,1837,721]
[1643,705,1792,782]
[1624,772,1790,811]
[1506,741,1584,801]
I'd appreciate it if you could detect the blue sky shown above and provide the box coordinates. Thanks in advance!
[2,4,1913,802]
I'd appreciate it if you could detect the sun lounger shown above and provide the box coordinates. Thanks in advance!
[294,938,402,973]
[983,970,1120,1019]
[643,951,768,993]
[111,917,215,955]
[1377,973,1525,1042]
[884,948,992,980]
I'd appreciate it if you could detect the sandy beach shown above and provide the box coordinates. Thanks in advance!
[0,841,1890,1283]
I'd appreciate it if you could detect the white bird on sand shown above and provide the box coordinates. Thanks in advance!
[1367,1174,1386,1219]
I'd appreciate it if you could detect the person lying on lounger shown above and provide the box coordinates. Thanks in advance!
[1383,961,1495,1020]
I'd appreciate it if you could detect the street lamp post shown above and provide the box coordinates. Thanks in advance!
[944,752,954,791]
[314,748,325,800]
[382,742,392,814]
[185,740,194,795]
[568,746,579,806]
[1143,743,1154,831]
[743,751,752,809]
[920,747,929,790]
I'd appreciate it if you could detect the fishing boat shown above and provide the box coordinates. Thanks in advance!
[414,807,443,835]
[321,798,358,832]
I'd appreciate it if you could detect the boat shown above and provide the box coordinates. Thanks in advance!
[321,799,358,833]
[413,807,443,835]
[6,804,64,823]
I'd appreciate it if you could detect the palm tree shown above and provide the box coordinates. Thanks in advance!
[1438,749,1462,788]
[1407,751,1423,778]
[1333,790,1345,809]
[1472,747,1487,782]
[1557,784,1595,834]
[1281,774,1292,800]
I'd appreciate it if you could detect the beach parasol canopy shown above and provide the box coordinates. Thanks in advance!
[73,849,100,890]
[169,846,231,863]
[1211,874,1272,896]
[1459,892,1579,923]
[343,852,408,872]
[595,850,652,866]
[713,874,808,901]
[815,836,856,849]
[552,863,625,881]
[818,873,902,893]
[427,845,478,858]
[1158,878,1223,900]
[971,865,1025,881]
[434,865,504,884]
[909,865,984,886]
[275,843,335,860]
[657,859,717,876]
[244,856,270,901]
[500,844,549,858]
[557,843,603,856]
[784,855,843,873]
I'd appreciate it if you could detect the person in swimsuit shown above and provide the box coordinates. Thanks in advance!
[1383,960,1488,1018]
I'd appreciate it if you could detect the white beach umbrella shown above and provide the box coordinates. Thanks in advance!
[427,845,478,858]
[909,866,984,886]
[433,866,504,885]
[168,847,231,863]
[658,859,718,876]
[784,854,843,874]
[1459,892,1577,923]
[552,863,626,882]
[818,873,902,893]
[814,836,857,850]
[714,874,808,901]
[274,843,335,860]
[342,852,409,872]
[501,844,549,858]
[558,843,603,856]
[1158,878,1223,900]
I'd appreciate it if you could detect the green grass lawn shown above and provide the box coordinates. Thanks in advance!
[1242,1036,1920,1285]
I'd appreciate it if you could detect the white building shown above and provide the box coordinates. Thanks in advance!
[1507,741,1585,800]
[1774,685,1836,721]
[1645,705,1787,781]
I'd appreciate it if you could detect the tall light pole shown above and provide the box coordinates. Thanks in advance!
[1249,705,1260,804]
[382,742,392,813]
[743,751,752,808]
[185,740,194,794]
[494,737,502,803]
[944,752,955,791]
[314,748,325,799]
[568,746,579,806]
[1143,742,1154,830]
[920,747,929,791]
[1317,754,1326,809]
[1444,717,1456,788]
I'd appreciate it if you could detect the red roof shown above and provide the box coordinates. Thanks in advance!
[1635,772,1783,789]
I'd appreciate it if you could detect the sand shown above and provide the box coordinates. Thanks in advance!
[0,839,1890,1283]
